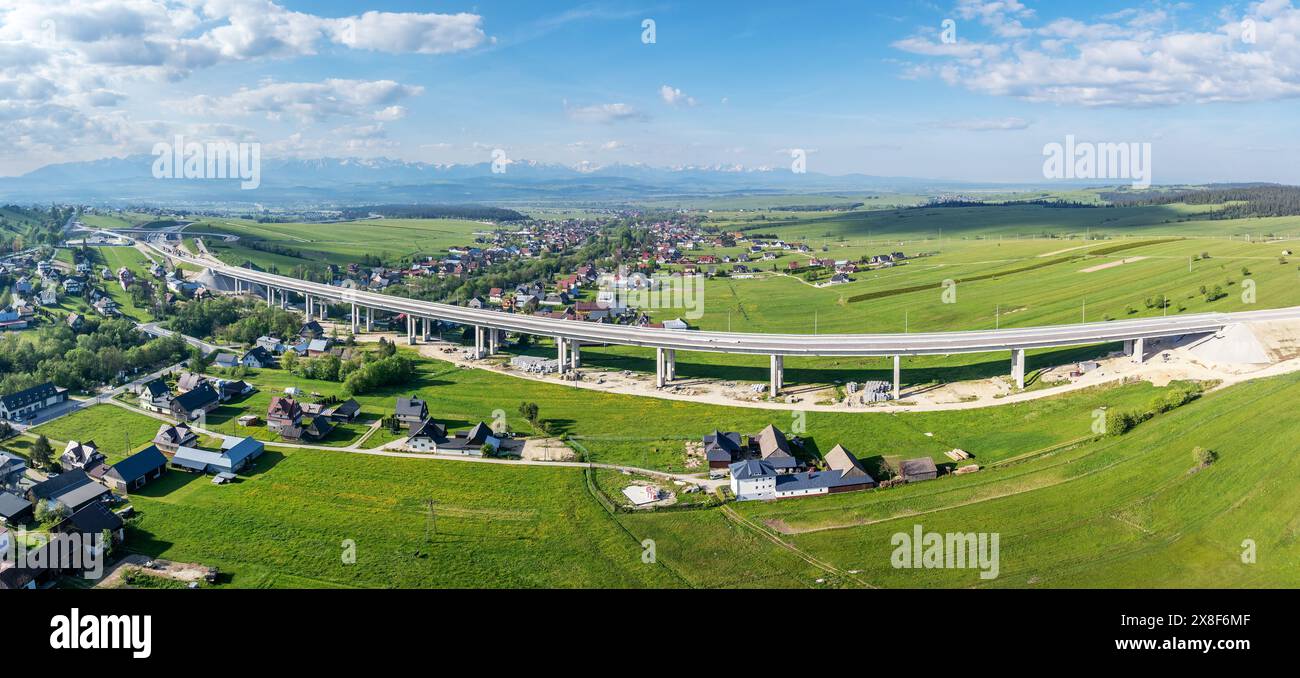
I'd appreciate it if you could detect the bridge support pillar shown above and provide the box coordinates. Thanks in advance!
[279,290,287,310]
[474,326,485,358]
[1132,337,1145,364]
[769,355,784,398]
[365,307,372,332]
[893,355,901,400]
[422,317,431,341]
[305,295,312,319]
[351,303,359,334]
[266,287,272,306]
[1011,348,1026,389]
[557,338,569,373]
[406,315,415,345]
[665,349,676,381]
[570,342,580,368]
[488,329,499,356]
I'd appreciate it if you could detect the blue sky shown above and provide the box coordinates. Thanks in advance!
[3,0,1300,183]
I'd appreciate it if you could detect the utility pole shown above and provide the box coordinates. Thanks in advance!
[423,498,438,542]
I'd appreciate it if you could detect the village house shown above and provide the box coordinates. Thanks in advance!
[169,381,220,421]
[212,353,240,370]
[0,491,33,526]
[60,441,105,472]
[267,396,304,435]
[702,431,743,471]
[0,382,68,422]
[138,377,172,413]
[752,424,800,473]
[240,346,275,368]
[153,423,198,453]
[176,372,207,393]
[394,396,428,430]
[405,420,499,456]
[100,446,168,494]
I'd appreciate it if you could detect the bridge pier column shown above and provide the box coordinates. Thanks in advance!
[769,355,784,398]
[422,317,431,340]
[1011,348,1026,389]
[656,347,666,388]
[305,295,312,319]
[1132,337,1145,364]
[279,289,287,310]
[557,337,569,373]
[474,326,485,358]
[570,342,580,368]
[488,329,499,356]
[406,315,415,345]
[365,307,372,332]
[351,303,359,334]
[266,287,272,306]
[665,349,676,381]
[893,355,901,400]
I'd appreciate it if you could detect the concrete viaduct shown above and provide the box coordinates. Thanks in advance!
[197,260,1300,399]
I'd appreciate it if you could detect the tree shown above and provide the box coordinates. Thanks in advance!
[35,499,69,525]
[518,402,539,426]
[31,434,53,470]
[1193,446,1218,468]
[480,443,496,459]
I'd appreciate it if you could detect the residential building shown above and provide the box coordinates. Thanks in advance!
[240,346,275,368]
[0,382,68,422]
[153,423,198,453]
[101,446,168,494]
[138,377,172,413]
[702,431,743,470]
[170,382,220,421]
[60,441,105,472]
[394,396,428,430]
[267,397,303,434]
[212,353,240,369]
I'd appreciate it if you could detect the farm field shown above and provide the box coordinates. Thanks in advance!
[191,217,488,271]
[123,446,683,588]
[159,349,1189,473]
[614,370,1300,588]
[67,364,1288,589]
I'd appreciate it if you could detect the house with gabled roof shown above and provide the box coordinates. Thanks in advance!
[0,382,68,422]
[394,396,428,430]
[170,382,219,421]
[138,377,172,413]
[60,441,105,472]
[153,423,198,453]
[752,424,799,473]
[702,430,742,470]
[101,446,168,494]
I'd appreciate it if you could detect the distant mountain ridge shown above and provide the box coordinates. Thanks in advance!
[0,154,1047,207]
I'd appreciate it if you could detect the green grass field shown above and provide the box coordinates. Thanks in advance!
[192,218,487,270]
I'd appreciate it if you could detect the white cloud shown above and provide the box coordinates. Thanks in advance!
[176,79,424,123]
[0,1,486,169]
[564,101,647,124]
[895,0,1300,107]
[659,84,697,107]
[602,140,624,150]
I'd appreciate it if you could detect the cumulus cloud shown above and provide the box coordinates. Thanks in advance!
[894,0,1300,107]
[659,84,697,107]
[0,1,487,169]
[564,101,648,124]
